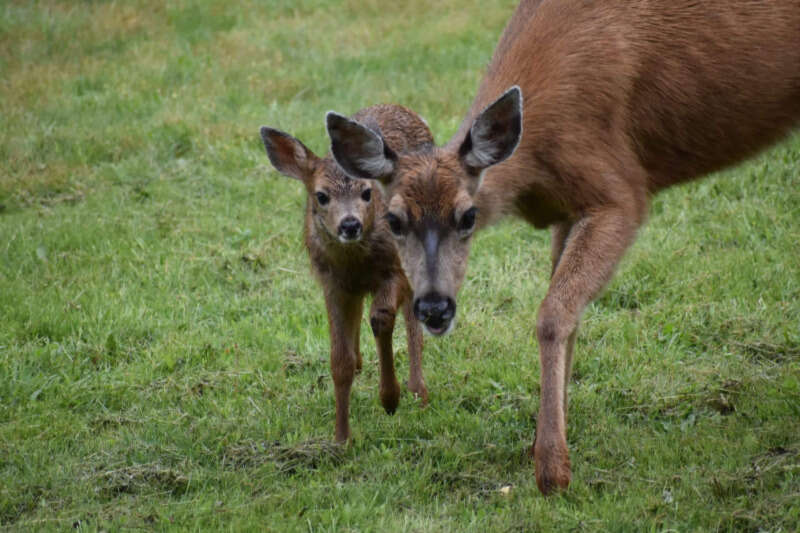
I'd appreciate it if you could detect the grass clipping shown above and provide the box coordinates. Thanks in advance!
[223,439,345,475]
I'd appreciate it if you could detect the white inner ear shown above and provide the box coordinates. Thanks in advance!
[292,140,307,167]
[464,120,501,169]
[357,130,394,178]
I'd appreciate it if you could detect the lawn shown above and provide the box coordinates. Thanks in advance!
[1,1,798,531]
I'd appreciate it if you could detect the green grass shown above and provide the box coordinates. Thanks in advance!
[1,0,798,531]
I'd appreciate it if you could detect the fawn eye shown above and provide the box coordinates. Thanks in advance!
[315,191,329,206]
[458,207,478,233]
[385,212,406,237]
[361,188,372,202]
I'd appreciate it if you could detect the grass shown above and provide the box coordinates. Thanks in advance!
[1,0,798,531]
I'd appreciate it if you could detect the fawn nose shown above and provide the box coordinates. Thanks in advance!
[338,216,362,241]
[413,293,456,335]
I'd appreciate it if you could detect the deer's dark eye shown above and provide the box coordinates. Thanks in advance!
[316,191,330,206]
[385,212,406,237]
[458,207,478,232]
[361,188,372,202]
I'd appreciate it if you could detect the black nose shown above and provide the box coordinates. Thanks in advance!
[413,293,456,333]
[338,217,362,240]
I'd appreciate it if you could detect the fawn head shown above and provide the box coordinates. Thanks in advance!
[326,87,522,335]
[260,127,376,244]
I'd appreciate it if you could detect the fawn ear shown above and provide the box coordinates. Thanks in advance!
[260,126,319,181]
[326,112,397,186]
[458,86,522,176]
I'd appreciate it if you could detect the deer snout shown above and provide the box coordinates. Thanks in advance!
[338,216,362,242]
[413,293,456,336]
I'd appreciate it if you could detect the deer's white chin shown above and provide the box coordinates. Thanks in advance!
[337,235,362,244]
[422,317,456,337]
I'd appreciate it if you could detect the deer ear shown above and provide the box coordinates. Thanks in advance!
[458,86,522,174]
[326,112,397,185]
[260,126,319,181]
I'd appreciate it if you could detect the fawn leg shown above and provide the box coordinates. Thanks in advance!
[370,282,402,415]
[352,300,364,373]
[402,295,428,405]
[534,207,640,494]
[324,288,363,443]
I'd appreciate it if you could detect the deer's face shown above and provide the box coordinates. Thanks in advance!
[259,127,376,245]
[327,87,523,336]
[379,153,477,335]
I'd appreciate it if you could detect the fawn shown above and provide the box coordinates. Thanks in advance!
[260,104,433,442]
[325,0,800,492]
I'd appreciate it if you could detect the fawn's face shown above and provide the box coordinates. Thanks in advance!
[327,87,522,335]
[260,127,375,244]
[307,163,375,244]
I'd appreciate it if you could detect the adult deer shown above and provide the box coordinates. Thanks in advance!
[325,0,800,493]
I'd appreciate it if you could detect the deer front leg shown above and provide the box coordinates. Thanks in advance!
[370,282,403,415]
[324,289,364,443]
[353,306,364,373]
[551,221,577,416]
[402,295,428,405]
[534,207,641,494]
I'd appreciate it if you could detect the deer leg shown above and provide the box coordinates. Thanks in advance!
[353,302,364,373]
[402,295,428,405]
[550,221,572,277]
[370,282,402,415]
[534,207,641,495]
[551,221,576,417]
[324,289,364,443]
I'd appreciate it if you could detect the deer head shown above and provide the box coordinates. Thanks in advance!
[260,127,377,245]
[326,87,522,335]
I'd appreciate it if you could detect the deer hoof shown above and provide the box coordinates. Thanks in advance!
[407,380,429,407]
[532,441,572,495]
[334,425,351,444]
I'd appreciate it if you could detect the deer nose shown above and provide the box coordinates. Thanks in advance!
[413,293,456,335]
[338,217,362,241]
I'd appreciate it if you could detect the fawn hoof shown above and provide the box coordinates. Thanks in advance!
[380,381,401,415]
[531,440,572,495]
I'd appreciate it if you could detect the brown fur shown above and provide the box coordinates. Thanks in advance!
[328,1,800,492]
[260,105,434,442]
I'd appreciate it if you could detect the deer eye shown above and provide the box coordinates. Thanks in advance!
[361,188,372,202]
[457,207,478,233]
[385,212,406,237]
[315,191,330,206]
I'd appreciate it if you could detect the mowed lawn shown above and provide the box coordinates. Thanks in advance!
[1,0,799,531]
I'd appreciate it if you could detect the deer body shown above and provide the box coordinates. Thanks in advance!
[460,0,800,232]
[327,0,800,493]
[261,105,433,442]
